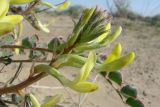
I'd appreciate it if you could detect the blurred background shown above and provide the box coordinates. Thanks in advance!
[43,0,160,27]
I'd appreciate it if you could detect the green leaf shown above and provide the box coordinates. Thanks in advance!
[108,71,122,85]
[71,103,79,107]
[48,38,60,52]
[22,37,32,48]
[0,50,12,58]
[41,95,62,107]
[121,85,138,98]
[126,97,144,107]
[30,35,39,45]
[3,57,12,65]
[11,94,22,104]
[2,35,14,44]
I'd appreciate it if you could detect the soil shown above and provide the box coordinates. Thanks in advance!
[0,13,160,107]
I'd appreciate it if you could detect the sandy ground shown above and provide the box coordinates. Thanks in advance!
[0,13,160,107]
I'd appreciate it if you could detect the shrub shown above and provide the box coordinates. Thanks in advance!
[0,0,144,107]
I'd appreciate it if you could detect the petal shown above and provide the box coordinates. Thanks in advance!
[0,0,9,17]
[0,22,14,36]
[57,0,71,10]
[37,20,50,33]
[103,43,122,64]
[98,52,135,72]
[0,15,23,25]
[10,0,35,5]
[70,82,98,93]
[101,26,122,45]
[29,94,41,107]
[73,51,96,83]
[41,95,62,107]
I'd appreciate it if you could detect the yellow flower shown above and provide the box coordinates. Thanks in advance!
[69,51,98,92]
[34,52,98,93]
[10,0,35,5]
[98,43,135,72]
[0,0,23,36]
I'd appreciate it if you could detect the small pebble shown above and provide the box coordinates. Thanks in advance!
[143,91,147,96]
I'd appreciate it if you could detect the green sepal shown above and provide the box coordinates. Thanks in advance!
[67,8,96,47]
[52,54,86,68]
[92,23,111,43]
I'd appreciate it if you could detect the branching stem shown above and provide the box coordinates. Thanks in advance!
[0,45,54,53]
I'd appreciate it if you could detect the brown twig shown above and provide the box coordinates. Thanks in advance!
[0,0,75,95]
[0,65,5,73]
[105,78,126,104]
[0,72,47,94]
[9,62,23,84]
[0,40,75,94]
[21,0,40,16]
[0,45,54,53]
[7,59,51,63]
